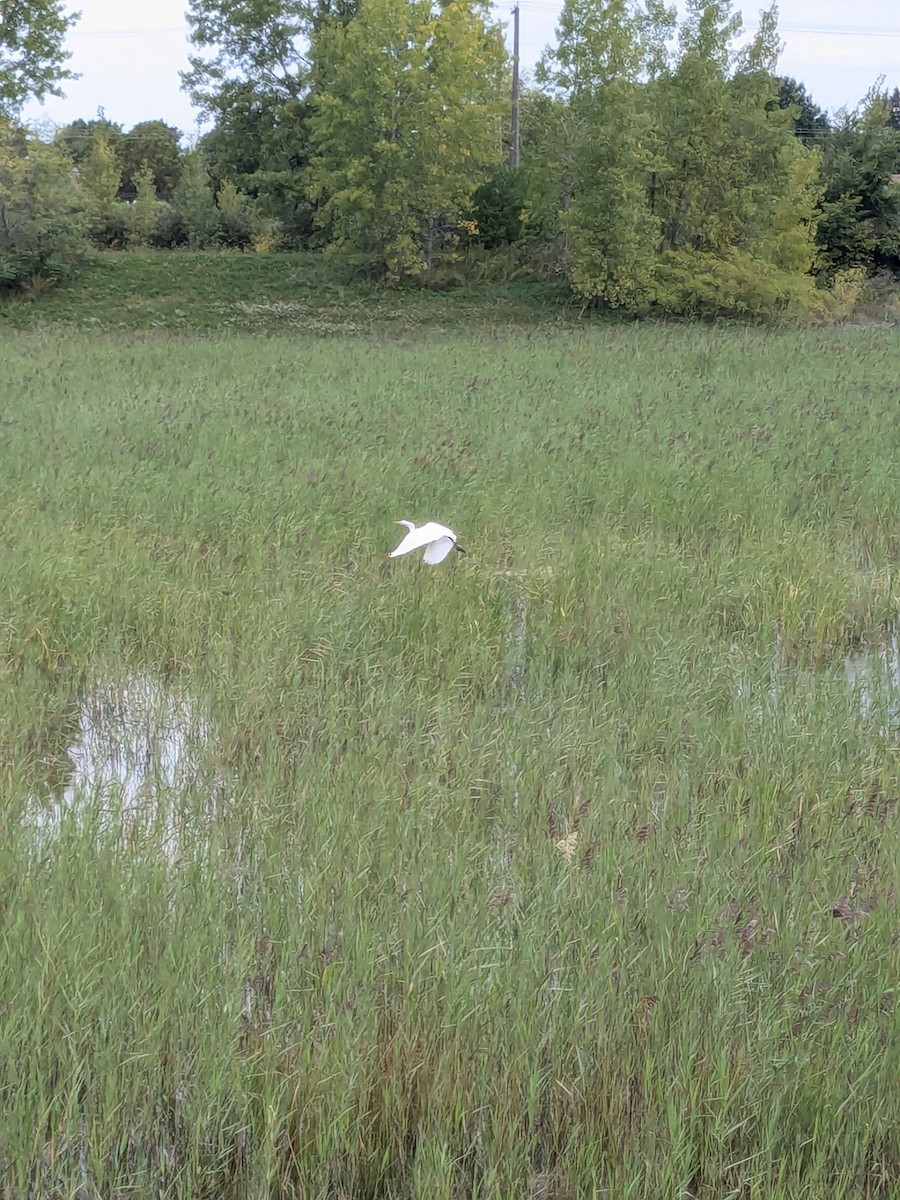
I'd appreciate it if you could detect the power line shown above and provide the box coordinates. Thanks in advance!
[780,25,900,38]
[62,13,900,41]
[511,4,900,38]
[69,27,189,40]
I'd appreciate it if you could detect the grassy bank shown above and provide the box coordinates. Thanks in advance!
[0,250,573,335]
[1,319,898,1198]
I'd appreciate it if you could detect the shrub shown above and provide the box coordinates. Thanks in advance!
[652,249,817,320]
[149,203,189,249]
[78,133,123,247]
[172,151,220,249]
[126,165,160,248]
[468,167,527,249]
[0,120,87,294]
[216,181,254,250]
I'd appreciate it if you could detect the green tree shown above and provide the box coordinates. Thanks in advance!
[78,132,123,244]
[889,85,900,134]
[200,88,318,246]
[119,120,183,201]
[54,114,123,164]
[183,0,313,117]
[817,88,900,276]
[772,76,831,144]
[126,164,158,247]
[0,0,79,116]
[1,117,86,291]
[468,166,527,248]
[647,1,822,307]
[538,0,671,97]
[172,149,221,248]
[181,0,359,248]
[307,0,507,280]
[534,0,823,314]
[182,0,360,116]
[562,81,662,308]
[650,0,758,257]
[216,179,254,247]
[514,88,577,255]
[534,0,673,306]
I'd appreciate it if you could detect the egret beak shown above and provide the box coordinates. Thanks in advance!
[454,543,467,555]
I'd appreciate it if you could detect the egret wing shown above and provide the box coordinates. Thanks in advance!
[417,522,455,542]
[422,536,455,564]
[390,525,435,557]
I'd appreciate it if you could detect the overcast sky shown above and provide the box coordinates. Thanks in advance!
[21,0,900,139]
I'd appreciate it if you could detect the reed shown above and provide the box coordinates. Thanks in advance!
[1,322,897,1198]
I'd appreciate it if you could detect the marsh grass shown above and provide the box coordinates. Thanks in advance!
[1,321,898,1198]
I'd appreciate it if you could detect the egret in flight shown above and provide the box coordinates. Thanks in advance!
[389,520,466,564]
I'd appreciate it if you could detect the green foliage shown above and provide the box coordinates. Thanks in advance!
[126,164,159,248]
[468,166,527,248]
[53,115,124,164]
[533,0,824,315]
[537,0,670,97]
[119,120,183,202]
[513,89,574,264]
[562,80,662,308]
[171,150,220,249]
[181,0,358,251]
[307,0,507,281]
[817,89,900,278]
[533,0,668,304]
[0,0,79,115]
[182,0,314,116]
[78,133,124,246]
[649,4,792,259]
[3,0,897,316]
[0,118,86,291]
[168,0,898,299]
[652,246,817,317]
[215,179,254,248]
[202,91,318,248]
[771,76,831,144]
[533,0,674,300]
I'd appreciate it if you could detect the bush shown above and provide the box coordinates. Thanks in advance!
[652,249,817,320]
[126,165,160,248]
[250,216,283,253]
[468,167,527,249]
[0,120,88,294]
[149,203,189,249]
[78,134,124,248]
[172,151,220,249]
[216,181,254,249]
[84,203,130,249]
[816,93,900,279]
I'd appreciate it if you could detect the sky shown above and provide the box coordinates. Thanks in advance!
[21,0,900,139]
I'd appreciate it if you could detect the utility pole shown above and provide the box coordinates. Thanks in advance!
[510,4,520,169]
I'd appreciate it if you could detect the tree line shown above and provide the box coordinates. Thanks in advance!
[2,0,899,318]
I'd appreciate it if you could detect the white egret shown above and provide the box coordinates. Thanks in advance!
[388,520,466,564]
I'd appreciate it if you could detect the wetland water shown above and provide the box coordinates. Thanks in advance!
[22,627,898,850]
[26,672,227,860]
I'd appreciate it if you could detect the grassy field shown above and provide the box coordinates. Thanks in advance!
[1,312,898,1198]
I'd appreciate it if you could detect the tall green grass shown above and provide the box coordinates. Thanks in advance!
[1,323,898,1198]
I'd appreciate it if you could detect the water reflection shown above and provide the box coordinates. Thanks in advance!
[843,629,899,715]
[735,629,899,723]
[27,673,225,860]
